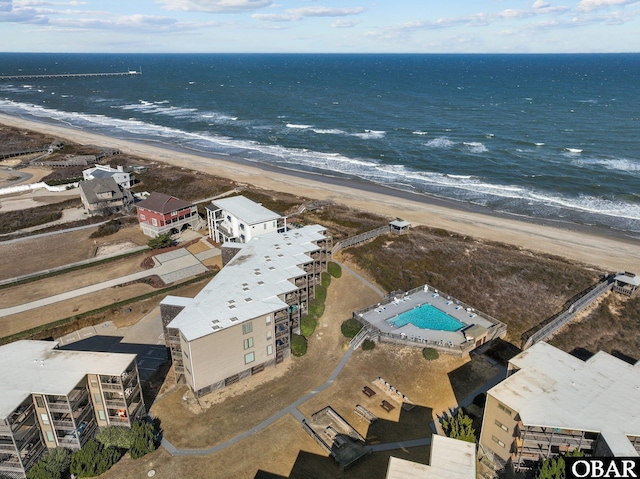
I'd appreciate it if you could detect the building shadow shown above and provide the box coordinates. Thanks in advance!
[447,350,505,407]
[253,405,433,479]
[59,335,170,407]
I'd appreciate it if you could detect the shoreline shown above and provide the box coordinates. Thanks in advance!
[2,112,640,273]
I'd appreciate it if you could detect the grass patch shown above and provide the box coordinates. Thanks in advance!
[300,315,317,337]
[422,347,439,361]
[327,261,342,278]
[291,333,307,356]
[314,284,327,302]
[321,271,331,288]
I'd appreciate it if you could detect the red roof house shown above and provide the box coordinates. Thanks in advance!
[135,192,199,237]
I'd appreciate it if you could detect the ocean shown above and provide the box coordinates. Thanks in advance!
[1,53,639,235]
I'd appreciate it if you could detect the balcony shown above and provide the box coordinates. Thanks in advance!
[105,399,126,409]
[47,402,71,413]
[0,443,16,454]
[52,419,74,429]
[100,382,123,391]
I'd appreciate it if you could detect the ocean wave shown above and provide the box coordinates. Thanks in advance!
[425,137,455,149]
[351,129,386,139]
[1,98,639,229]
[463,142,488,153]
[573,157,640,173]
[311,128,346,135]
[285,123,312,129]
[412,130,428,135]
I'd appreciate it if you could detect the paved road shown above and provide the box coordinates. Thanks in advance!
[0,248,207,318]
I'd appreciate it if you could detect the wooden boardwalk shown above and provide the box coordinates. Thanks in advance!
[0,71,141,81]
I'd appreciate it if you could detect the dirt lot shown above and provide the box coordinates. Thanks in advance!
[0,225,148,280]
[100,267,499,479]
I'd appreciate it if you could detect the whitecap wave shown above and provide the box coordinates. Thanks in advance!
[573,157,640,173]
[286,123,312,129]
[425,137,455,149]
[412,130,428,135]
[351,130,385,139]
[564,148,583,154]
[311,128,346,135]
[463,142,488,153]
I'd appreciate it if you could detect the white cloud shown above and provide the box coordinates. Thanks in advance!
[576,0,638,12]
[331,18,360,28]
[157,0,272,13]
[253,6,364,22]
[533,0,551,7]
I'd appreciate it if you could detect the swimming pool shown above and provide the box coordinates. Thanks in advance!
[388,303,465,331]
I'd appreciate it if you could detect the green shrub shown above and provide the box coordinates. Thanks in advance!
[422,348,439,361]
[314,284,327,302]
[129,421,158,459]
[96,425,134,449]
[341,318,363,339]
[147,232,172,249]
[361,339,376,350]
[291,333,307,356]
[327,261,342,278]
[26,447,71,479]
[70,439,123,477]
[300,314,317,337]
[308,298,325,318]
[89,219,121,238]
[321,271,332,288]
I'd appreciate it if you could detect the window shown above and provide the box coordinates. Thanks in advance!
[226,215,231,221]
[492,436,505,448]
[243,337,254,350]
[140,213,146,220]
[172,210,177,216]
[98,410,106,421]
[40,413,50,425]
[94,393,102,405]
[267,345,273,355]
[266,315,271,325]
[264,223,267,230]
[244,352,255,364]
[242,322,253,335]
[46,431,54,442]
[495,420,509,432]
[498,404,512,416]
[35,396,44,408]
[152,218,158,226]
[267,330,272,341]
[240,223,245,230]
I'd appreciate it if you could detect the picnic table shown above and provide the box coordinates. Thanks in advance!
[362,386,376,397]
[381,400,395,412]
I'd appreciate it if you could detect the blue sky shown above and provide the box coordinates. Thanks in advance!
[0,0,638,53]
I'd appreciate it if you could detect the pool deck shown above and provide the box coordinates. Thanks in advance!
[358,286,496,348]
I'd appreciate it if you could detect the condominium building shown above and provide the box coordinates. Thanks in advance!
[0,341,145,479]
[205,195,284,244]
[480,342,640,472]
[160,224,331,397]
[386,435,476,479]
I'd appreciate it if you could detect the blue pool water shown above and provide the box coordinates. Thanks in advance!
[388,304,465,332]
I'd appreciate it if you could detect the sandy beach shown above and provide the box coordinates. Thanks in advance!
[2,112,640,273]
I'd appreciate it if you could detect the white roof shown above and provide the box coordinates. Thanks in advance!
[0,340,137,420]
[386,435,476,479]
[489,342,640,456]
[211,196,281,225]
[167,225,326,341]
[615,273,640,286]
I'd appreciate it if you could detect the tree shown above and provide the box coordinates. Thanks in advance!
[147,232,172,250]
[129,421,158,459]
[96,426,135,450]
[361,339,376,350]
[26,447,71,479]
[70,440,122,478]
[536,450,584,479]
[441,409,476,443]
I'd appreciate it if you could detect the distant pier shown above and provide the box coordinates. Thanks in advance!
[0,70,142,81]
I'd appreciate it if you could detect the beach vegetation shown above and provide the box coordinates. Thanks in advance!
[341,318,363,339]
[441,409,476,443]
[291,333,307,356]
[536,449,583,479]
[307,298,325,319]
[361,338,376,350]
[0,198,81,234]
[314,284,327,302]
[422,347,439,361]
[327,261,342,278]
[321,271,331,288]
[89,219,122,238]
[341,226,599,344]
